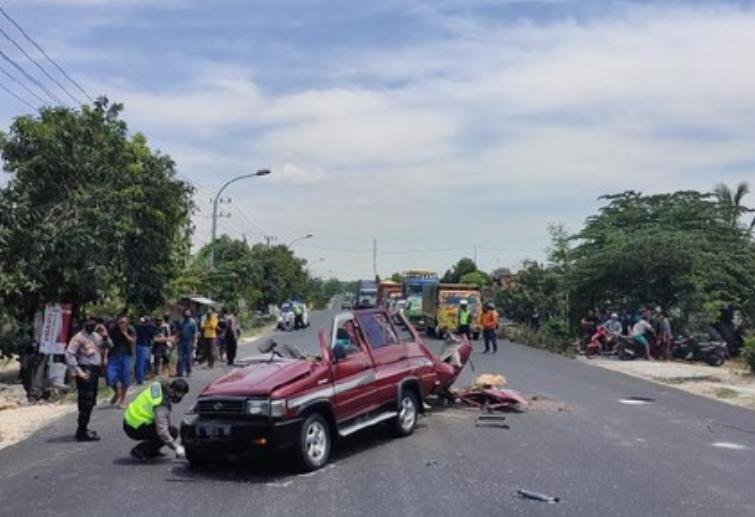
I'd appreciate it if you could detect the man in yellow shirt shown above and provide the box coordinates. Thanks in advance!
[200,311,218,368]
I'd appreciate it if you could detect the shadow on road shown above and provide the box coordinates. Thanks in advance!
[147,422,416,484]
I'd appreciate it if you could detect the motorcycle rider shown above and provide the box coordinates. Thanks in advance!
[603,313,623,338]
[631,311,656,360]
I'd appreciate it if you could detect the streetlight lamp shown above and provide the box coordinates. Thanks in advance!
[287,233,314,247]
[210,169,271,268]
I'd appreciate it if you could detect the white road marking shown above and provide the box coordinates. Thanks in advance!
[711,442,748,450]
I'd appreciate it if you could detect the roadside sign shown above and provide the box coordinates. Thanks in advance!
[39,303,72,354]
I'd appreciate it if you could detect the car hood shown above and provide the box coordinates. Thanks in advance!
[199,358,314,398]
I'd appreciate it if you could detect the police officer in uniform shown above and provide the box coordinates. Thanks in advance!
[457,299,472,340]
[123,379,189,461]
[66,316,107,441]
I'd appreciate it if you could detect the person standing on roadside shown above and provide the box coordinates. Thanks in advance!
[175,310,198,377]
[481,302,499,354]
[222,308,239,366]
[457,299,472,340]
[200,310,219,369]
[66,316,106,441]
[107,316,136,408]
[152,317,172,377]
[123,379,189,462]
[135,316,157,385]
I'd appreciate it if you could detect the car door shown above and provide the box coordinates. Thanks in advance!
[331,315,378,422]
[357,311,410,406]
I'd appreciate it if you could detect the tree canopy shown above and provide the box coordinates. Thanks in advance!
[0,98,193,354]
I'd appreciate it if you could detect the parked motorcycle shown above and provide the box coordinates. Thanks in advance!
[616,334,655,361]
[672,335,727,367]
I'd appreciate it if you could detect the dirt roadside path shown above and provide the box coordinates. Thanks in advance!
[580,356,755,410]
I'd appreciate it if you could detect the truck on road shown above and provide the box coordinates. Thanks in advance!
[422,283,482,340]
[402,270,439,327]
[355,279,378,308]
[181,308,472,471]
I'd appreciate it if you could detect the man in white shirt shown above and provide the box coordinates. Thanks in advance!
[632,312,655,360]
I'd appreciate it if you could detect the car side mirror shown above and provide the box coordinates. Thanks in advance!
[332,343,347,362]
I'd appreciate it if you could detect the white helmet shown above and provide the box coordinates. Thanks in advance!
[460,299,469,306]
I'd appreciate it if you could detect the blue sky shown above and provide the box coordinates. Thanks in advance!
[1,0,754,278]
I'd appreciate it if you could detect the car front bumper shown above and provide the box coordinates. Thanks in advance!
[180,415,303,460]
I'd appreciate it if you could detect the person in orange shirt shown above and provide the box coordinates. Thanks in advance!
[481,302,499,354]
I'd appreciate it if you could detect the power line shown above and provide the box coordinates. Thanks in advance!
[0,79,35,110]
[0,61,46,106]
[0,47,62,104]
[0,6,93,102]
[0,24,80,105]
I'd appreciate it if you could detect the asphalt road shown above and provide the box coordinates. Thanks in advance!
[1,303,754,517]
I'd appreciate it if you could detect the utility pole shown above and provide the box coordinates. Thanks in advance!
[210,169,271,268]
[265,235,277,247]
[373,238,378,280]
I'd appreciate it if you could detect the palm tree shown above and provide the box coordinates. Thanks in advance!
[714,182,755,233]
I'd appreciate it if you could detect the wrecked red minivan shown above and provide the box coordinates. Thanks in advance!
[180,308,471,470]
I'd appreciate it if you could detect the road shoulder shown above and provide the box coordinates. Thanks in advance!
[580,356,755,410]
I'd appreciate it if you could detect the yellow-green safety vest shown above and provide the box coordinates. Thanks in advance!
[124,382,163,428]
[459,309,471,325]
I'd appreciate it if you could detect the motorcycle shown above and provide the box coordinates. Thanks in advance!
[585,326,621,357]
[672,335,727,367]
[616,333,655,361]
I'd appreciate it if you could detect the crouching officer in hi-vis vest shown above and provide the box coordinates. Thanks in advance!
[123,379,189,462]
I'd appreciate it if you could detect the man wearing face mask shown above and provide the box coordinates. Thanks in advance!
[66,316,106,441]
[123,378,190,462]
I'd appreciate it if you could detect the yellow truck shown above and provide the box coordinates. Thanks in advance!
[422,283,482,340]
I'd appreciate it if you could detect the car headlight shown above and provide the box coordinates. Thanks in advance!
[245,398,287,417]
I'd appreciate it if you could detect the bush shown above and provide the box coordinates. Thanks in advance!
[742,336,755,373]
[503,319,577,356]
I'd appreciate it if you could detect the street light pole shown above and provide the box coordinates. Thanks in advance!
[287,233,314,247]
[210,169,271,268]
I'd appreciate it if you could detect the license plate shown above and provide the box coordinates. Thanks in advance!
[197,423,231,440]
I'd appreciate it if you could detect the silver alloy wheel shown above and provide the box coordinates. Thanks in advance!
[305,420,327,464]
[399,395,417,432]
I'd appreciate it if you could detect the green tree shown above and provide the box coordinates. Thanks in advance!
[0,98,193,354]
[390,272,404,283]
[441,257,479,283]
[714,182,755,233]
[569,190,755,323]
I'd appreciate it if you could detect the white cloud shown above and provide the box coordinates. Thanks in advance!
[7,2,755,277]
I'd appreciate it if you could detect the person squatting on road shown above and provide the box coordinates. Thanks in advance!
[123,379,189,462]
[66,316,108,441]
[107,316,136,408]
[457,299,472,340]
[481,302,499,353]
[175,310,198,377]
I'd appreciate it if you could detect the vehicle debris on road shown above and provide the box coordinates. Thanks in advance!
[516,489,560,503]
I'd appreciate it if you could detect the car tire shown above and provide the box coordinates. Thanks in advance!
[393,390,419,437]
[296,413,331,471]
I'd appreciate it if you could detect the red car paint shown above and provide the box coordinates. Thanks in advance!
[181,308,471,468]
